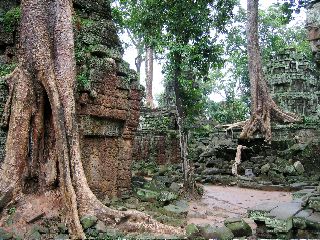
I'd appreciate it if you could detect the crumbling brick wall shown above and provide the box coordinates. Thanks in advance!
[74,0,143,198]
[266,48,320,121]
[133,107,181,165]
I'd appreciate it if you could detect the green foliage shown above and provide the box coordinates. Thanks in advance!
[112,0,146,59]
[205,98,249,124]
[7,207,16,215]
[76,71,90,89]
[279,0,312,22]
[0,64,16,77]
[146,0,237,127]
[259,3,312,61]
[208,2,313,124]
[113,0,238,127]
[3,6,21,32]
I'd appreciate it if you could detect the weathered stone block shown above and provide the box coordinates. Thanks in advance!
[294,161,305,174]
[265,202,302,232]
[293,209,313,229]
[80,116,124,137]
[248,202,279,222]
[308,196,320,211]
[224,218,252,237]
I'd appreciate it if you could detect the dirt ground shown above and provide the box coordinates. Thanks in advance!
[0,190,62,237]
[0,185,293,238]
[188,185,292,229]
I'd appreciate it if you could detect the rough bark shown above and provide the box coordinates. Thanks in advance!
[134,41,144,78]
[145,46,154,108]
[240,0,300,142]
[172,52,195,194]
[0,0,183,238]
[127,31,144,78]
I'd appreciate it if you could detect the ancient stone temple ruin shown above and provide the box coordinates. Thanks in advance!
[192,48,320,187]
[0,0,18,164]
[266,48,320,121]
[0,0,143,198]
[74,0,143,198]
[133,107,181,165]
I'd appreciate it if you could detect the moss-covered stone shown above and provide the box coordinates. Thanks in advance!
[80,215,98,230]
[136,188,160,202]
[163,200,189,217]
[224,218,252,237]
[199,225,234,240]
[186,223,200,237]
[0,228,13,240]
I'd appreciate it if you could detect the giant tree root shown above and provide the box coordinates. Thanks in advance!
[0,190,184,239]
[240,102,301,142]
[0,0,185,238]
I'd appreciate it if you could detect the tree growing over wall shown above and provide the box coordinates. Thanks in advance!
[240,0,301,142]
[0,0,182,238]
[207,2,311,125]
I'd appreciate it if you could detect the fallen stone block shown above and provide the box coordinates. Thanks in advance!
[292,189,315,200]
[293,209,313,229]
[199,225,234,240]
[308,196,320,211]
[248,202,279,222]
[224,218,252,237]
[265,202,302,233]
[305,212,320,230]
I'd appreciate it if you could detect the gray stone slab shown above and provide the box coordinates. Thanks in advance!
[294,209,313,218]
[248,202,279,222]
[265,202,302,233]
[290,182,309,190]
[292,189,315,200]
[267,202,302,220]
[250,202,280,212]
[305,212,320,230]
[293,209,313,229]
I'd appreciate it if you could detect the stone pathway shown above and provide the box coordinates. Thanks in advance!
[188,185,292,228]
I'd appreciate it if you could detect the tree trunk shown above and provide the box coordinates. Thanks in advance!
[145,46,154,108]
[172,52,194,194]
[135,41,144,78]
[0,0,183,238]
[240,0,300,142]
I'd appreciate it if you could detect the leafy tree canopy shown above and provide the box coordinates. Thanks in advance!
[207,1,311,124]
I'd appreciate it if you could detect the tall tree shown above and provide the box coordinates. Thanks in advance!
[145,46,154,107]
[207,2,311,124]
[112,0,156,107]
[240,0,300,142]
[152,0,236,192]
[0,0,182,238]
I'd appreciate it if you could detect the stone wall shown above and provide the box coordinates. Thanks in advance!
[74,0,143,198]
[0,0,19,163]
[193,124,320,186]
[266,48,320,121]
[133,107,181,165]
